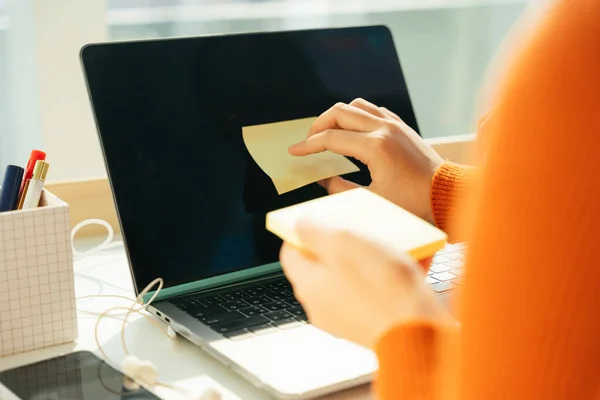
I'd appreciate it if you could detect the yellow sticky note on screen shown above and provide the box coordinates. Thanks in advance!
[242,117,359,194]
[266,188,447,260]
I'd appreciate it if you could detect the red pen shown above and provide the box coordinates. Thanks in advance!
[19,149,46,197]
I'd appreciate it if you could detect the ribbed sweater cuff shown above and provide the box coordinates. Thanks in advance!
[373,321,450,400]
[431,161,479,234]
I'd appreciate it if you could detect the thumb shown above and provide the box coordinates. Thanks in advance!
[418,256,433,273]
[320,176,360,194]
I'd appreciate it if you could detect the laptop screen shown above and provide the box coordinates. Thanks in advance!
[81,26,419,293]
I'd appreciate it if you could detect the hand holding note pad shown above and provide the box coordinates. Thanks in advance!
[266,188,447,261]
[242,117,359,194]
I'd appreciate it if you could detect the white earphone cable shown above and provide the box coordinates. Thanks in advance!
[71,218,124,259]
[72,218,221,400]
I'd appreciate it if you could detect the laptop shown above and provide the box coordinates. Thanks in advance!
[80,26,463,399]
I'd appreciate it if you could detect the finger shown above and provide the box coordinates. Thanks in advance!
[279,242,323,299]
[295,218,420,270]
[348,98,401,124]
[293,219,396,269]
[321,176,360,194]
[380,108,416,134]
[418,256,433,273]
[349,98,387,119]
[280,242,313,282]
[308,102,383,136]
[288,129,369,164]
[379,107,401,121]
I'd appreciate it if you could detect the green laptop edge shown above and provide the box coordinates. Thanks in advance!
[142,261,283,303]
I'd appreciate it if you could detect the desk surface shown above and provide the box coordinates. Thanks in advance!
[0,244,372,400]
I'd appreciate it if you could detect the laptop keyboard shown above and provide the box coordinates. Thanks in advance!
[171,278,307,340]
[171,243,465,340]
[427,243,465,294]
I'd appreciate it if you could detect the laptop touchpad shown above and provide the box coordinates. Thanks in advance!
[211,324,376,395]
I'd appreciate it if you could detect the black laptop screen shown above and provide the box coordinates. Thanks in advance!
[81,26,419,292]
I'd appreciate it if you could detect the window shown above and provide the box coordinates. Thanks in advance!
[0,0,9,170]
[1,0,528,182]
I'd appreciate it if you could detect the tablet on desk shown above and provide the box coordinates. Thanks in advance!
[0,351,159,400]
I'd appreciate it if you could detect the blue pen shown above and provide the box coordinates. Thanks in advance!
[0,165,25,212]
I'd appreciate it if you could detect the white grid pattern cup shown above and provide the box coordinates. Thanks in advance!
[0,189,78,357]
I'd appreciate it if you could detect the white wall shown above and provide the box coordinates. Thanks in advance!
[5,0,107,181]
[3,0,42,172]
[35,0,108,180]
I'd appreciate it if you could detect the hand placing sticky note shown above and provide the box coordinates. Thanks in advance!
[242,117,359,194]
[266,188,447,261]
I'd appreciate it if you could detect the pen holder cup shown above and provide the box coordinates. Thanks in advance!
[0,189,78,357]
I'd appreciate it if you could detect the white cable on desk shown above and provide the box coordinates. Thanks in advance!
[71,218,124,259]
[71,218,222,400]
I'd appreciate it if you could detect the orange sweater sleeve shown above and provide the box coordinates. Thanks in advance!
[431,110,492,238]
[430,161,478,240]
[375,1,600,400]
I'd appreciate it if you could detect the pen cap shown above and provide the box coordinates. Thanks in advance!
[20,150,46,196]
[30,149,46,161]
[0,165,25,212]
[32,160,49,181]
[24,150,47,176]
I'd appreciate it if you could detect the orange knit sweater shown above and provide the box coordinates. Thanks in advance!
[374,1,600,399]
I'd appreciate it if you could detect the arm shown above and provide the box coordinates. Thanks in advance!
[375,1,600,399]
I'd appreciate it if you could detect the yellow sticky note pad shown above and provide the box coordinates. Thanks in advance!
[242,117,359,194]
[266,188,447,260]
